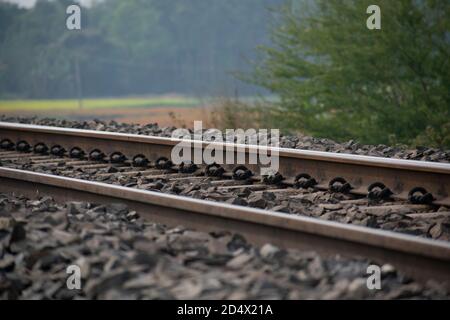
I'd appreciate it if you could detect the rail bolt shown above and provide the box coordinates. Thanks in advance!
[294,173,317,189]
[179,161,198,174]
[232,165,253,180]
[89,149,106,161]
[70,147,85,159]
[368,182,393,201]
[33,143,48,154]
[50,145,66,157]
[16,141,31,152]
[0,139,15,150]
[110,152,127,164]
[155,157,173,170]
[408,187,434,205]
[329,177,352,193]
[132,154,149,167]
[262,172,284,185]
[205,163,225,177]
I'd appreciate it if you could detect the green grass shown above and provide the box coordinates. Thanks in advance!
[0,97,200,111]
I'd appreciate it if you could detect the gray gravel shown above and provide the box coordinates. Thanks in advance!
[0,193,448,300]
[2,116,449,163]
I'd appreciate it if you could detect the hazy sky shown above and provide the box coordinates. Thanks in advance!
[1,0,97,8]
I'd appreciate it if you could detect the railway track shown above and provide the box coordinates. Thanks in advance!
[0,121,449,288]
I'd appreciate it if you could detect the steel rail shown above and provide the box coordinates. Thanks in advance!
[1,122,449,206]
[0,166,449,288]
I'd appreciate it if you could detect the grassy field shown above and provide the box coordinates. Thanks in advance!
[0,96,272,128]
[0,96,211,127]
[0,96,199,111]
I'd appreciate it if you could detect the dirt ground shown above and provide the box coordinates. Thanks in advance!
[1,106,213,128]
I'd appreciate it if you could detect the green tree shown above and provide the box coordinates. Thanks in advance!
[251,0,450,147]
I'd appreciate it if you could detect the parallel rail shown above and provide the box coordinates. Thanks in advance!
[1,122,449,206]
[0,122,450,287]
[0,166,449,288]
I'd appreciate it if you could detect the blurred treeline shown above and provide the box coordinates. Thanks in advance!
[0,0,282,99]
[247,0,450,147]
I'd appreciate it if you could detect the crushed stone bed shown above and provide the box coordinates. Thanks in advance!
[0,193,449,300]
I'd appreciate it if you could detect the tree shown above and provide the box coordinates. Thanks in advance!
[250,0,450,147]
